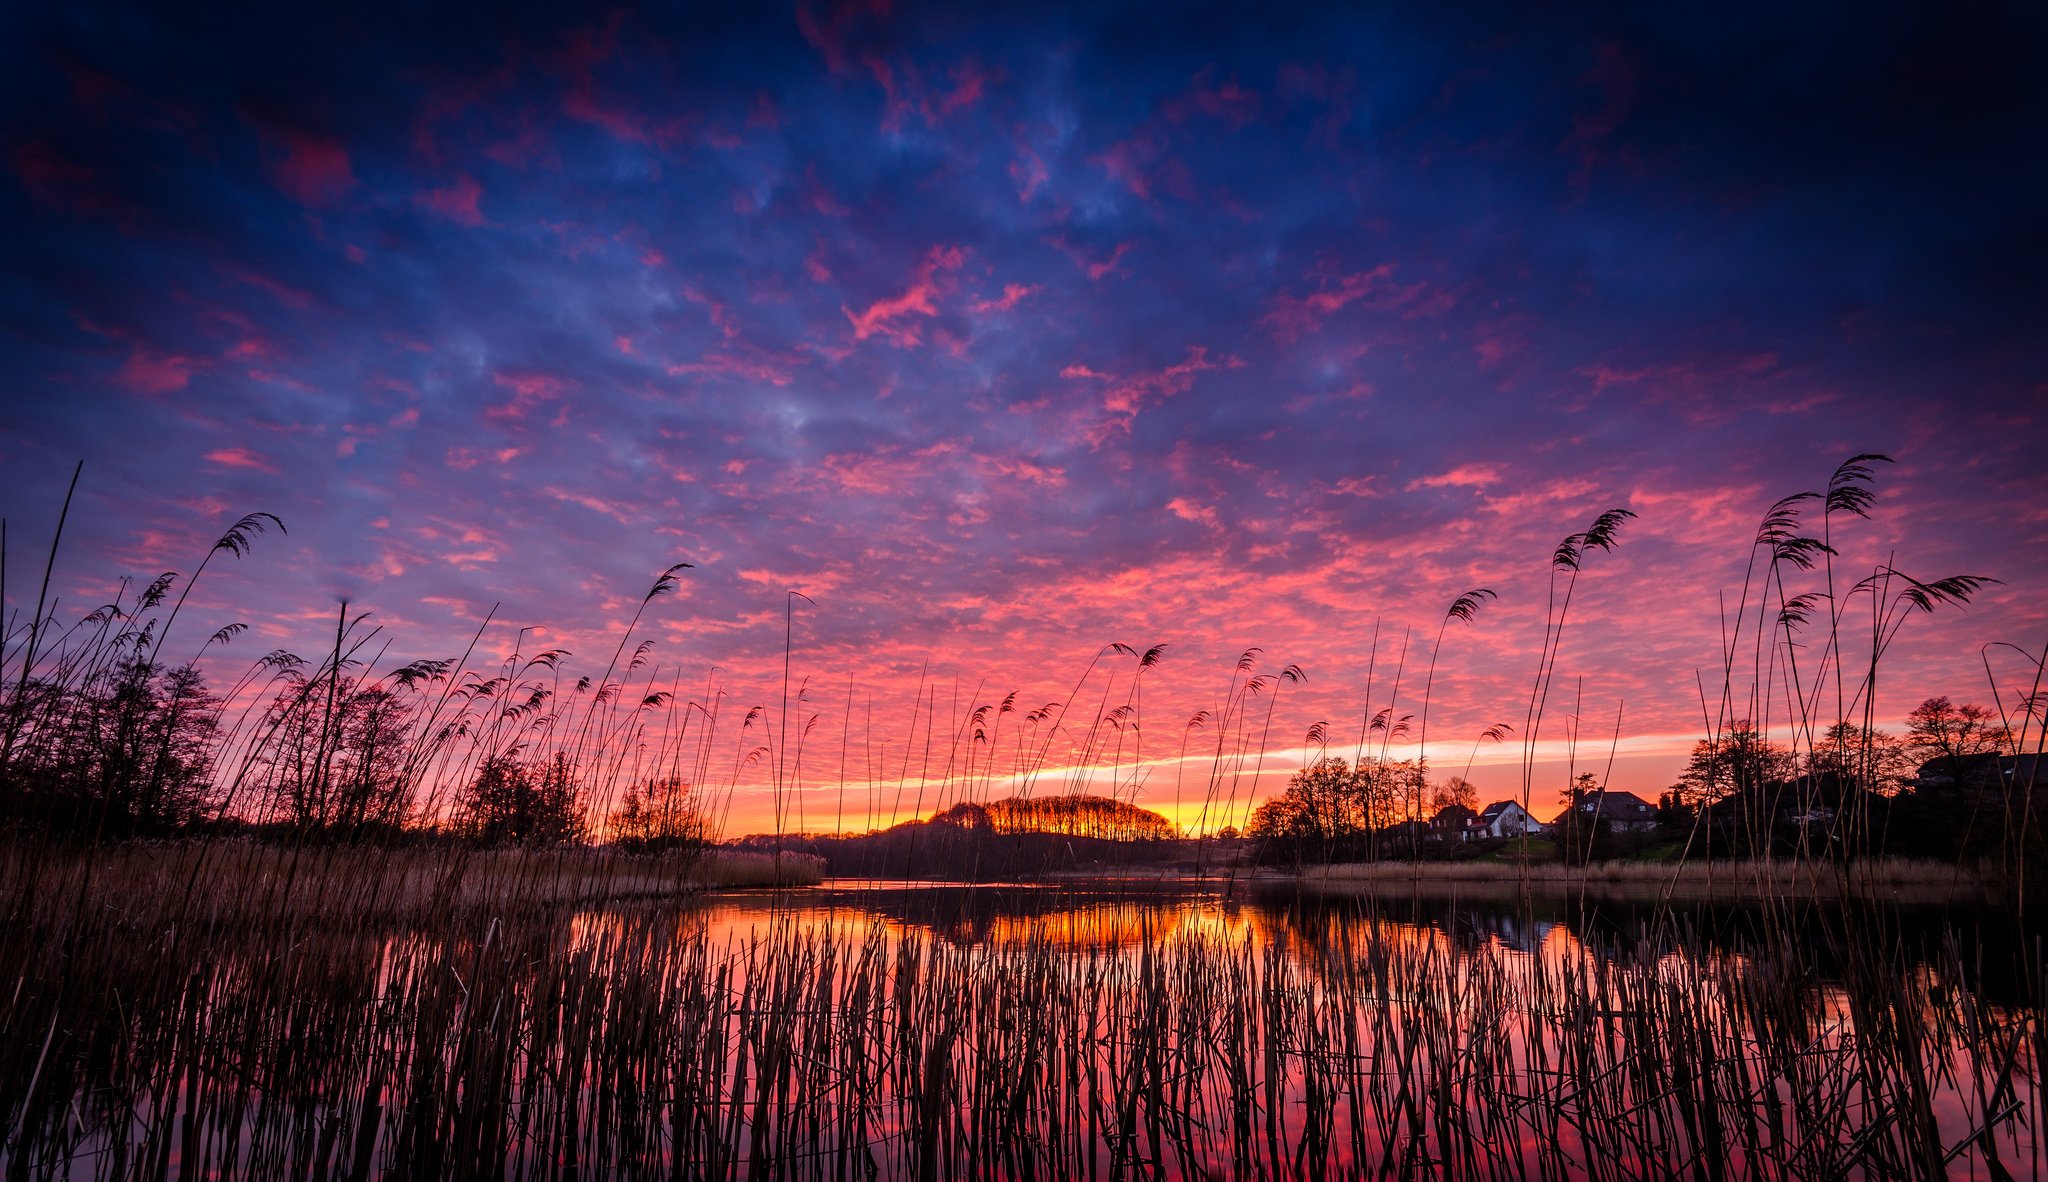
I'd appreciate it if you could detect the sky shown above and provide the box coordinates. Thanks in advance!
[2,2,2045,834]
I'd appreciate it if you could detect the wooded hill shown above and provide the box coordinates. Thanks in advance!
[732,793,1188,880]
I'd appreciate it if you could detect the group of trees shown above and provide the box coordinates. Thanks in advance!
[777,793,1184,880]
[1647,696,2037,862]
[1,648,709,851]
[1242,695,2040,868]
[1668,697,2013,808]
[0,654,222,836]
[980,793,1177,841]
[1243,756,1425,864]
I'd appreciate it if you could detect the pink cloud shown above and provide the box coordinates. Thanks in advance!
[1165,69,1261,129]
[204,446,280,474]
[9,141,125,217]
[487,370,572,421]
[415,173,485,226]
[795,0,893,76]
[1050,238,1134,281]
[1167,497,1221,528]
[220,266,313,309]
[116,348,203,395]
[1263,263,1449,343]
[263,128,355,207]
[1409,464,1503,490]
[970,283,1037,314]
[667,347,798,387]
[445,445,525,470]
[844,245,967,346]
[1010,142,1049,202]
[1062,345,1243,442]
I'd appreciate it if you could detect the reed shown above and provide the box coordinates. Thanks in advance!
[2,454,2043,1178]
[0,846,2035,1179]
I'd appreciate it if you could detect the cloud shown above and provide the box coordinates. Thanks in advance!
[844,245,967,346]
[116,348,204,394]
[1061,346,1243,442]
[261,128,356,207]
[415,173,486,225]
[970,283,1036,314]
[1409,465,1504,491]
[1166,496,1221,528]
[204,446,280,474]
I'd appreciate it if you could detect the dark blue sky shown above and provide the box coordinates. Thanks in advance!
[2,2,2043,827]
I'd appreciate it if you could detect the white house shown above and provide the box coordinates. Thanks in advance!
[1469,799,1543,840]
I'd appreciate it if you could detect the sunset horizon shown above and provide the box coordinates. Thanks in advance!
[5,5,2042,838]
[6,5,2048,1177]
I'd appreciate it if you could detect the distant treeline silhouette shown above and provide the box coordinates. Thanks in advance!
[734,793,1198,880]
[3,453,2042,902]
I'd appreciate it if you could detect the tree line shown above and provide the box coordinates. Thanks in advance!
[1246,694,2044,870]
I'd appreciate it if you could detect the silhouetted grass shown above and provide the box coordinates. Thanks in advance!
[3,453,2044,1177]
[0,854,2037,1178]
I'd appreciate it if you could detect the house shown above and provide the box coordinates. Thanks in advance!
[1381,819,1432,844]
[1428,800,1544,842]
[1572,790,1659,832]
[1912,753,2047,796]
[1471,799,1544,839]
[1704,773,1874,833]
[1427,804,1476,841]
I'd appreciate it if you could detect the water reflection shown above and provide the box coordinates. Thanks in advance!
[8,877,2039,1180]
[652,877,2030,987]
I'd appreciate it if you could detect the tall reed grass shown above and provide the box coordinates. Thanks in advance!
[2,454,2043,1178]
[0,858,2036,1179]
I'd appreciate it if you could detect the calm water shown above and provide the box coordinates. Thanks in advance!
[12,876,2042,1180]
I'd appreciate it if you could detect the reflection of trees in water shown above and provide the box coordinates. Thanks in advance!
[679,882,2039,1010]
[1246,887,2039,1009]
[785,881,1239,947]
[9,878,2043,1178]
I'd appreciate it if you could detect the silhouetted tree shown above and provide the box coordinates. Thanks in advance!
[1246,757,1414,864]
[1806,721,1913,793]
[460,753,586,846]
[611,776,710,854]
[6,658,220,835]
[1905,696,2008,787]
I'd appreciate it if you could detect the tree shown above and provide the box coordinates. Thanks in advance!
[1430,776,1479,813]
[1245,757,1413,863]
[1676,723,1795,807]
[1805,721,1913,793]
[1548,772,1605,856]
[11,659,222,835]
[611,776,710,854]
[1905,697,2008,788]
[982,794,1177,841]
[461,753,586,846]
[258,679,419,838]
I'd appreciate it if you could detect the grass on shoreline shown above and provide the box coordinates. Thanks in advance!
[1,839,823,932]
[1290,854,2000,903]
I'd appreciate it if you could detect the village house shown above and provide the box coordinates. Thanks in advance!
[1427,800,1545,842]
[1911,753,2047,796]
[1570,789,1660,832]
[1471,799,1544,839]
[1427,803,1476,840]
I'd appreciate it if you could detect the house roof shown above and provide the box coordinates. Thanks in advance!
[1478,800,1522,821]
[1580,790,1657,818]
[1914,753,2047,790]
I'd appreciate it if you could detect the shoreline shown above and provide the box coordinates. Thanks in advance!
[1281,856,2003,904]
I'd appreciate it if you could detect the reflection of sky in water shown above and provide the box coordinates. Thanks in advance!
[539,884,2039,1176]
[36,881,2038,1179]
[563,880,2034,1002]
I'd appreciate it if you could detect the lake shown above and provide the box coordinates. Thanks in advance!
[6,874,2040,1179]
